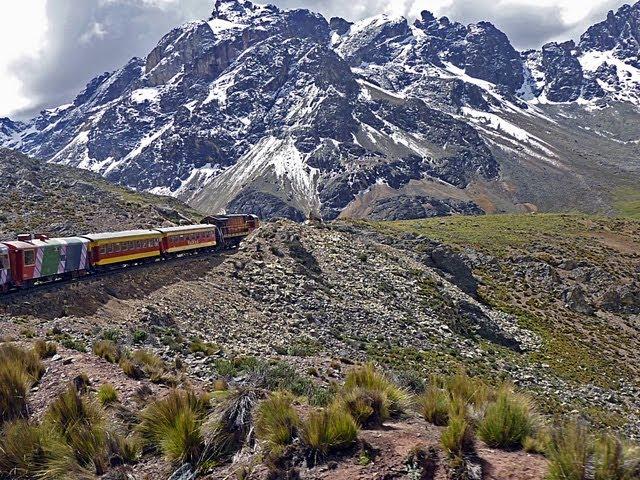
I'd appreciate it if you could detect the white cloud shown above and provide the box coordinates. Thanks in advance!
[0,0,630,119]
[0,0,47,117]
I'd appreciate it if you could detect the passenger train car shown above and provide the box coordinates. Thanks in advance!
[0,214,258,292]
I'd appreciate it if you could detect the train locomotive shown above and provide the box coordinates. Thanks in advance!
[0,214,258,292]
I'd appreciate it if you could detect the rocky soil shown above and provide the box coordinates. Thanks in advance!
[1,213,639,478]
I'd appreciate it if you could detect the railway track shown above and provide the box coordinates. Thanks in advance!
[0,246,236,303]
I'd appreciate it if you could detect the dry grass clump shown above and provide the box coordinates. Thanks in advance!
[546,422,640,480]
[0,344,45,424]
[202,389,258,462]
[138,390,209,463]
[0,343,45,381]
[477,388,536,449]
[0,419,85,479]
[338,363,410,427]
[92,340,121,364]
[97,383,118,406]
[119,349,173,384]
[418,386,451,426]
[34,339,57,359]
[44,385,109,474]
[255,391,300,457]
[441,414,475,458]
[300,406,358,460]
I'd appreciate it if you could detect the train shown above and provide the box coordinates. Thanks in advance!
[0,214,259,292]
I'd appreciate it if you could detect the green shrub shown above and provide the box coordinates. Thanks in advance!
[300,406,358,458]
[44,385,108,474]
[546,422,592,480]
[34,339,57,359]
[594,434,640,480]
[92,340,121,363]
[132,330,148,344]
[101,329,120,342]
[97,384,118,406]
[60,337,87,352]
[333,387,388,428]
[255,391,300,456]
[441,414,474,458]
[343,363,411,419]
[419,386,450,426]
[138,390,209,463]
[477,389,535,449]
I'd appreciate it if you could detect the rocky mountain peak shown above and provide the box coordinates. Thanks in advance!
[2,2,640,223]
[579,1,640,61]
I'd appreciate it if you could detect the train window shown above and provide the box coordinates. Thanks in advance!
[0,255,8,269]
[106,244,113,253]
[114,243,120,253]
[99,245,106,255]
[24,250,35,266]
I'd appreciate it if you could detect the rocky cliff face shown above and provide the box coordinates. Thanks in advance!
[3,0,640,220]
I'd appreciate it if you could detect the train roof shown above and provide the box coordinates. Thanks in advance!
[81,229,162,241]
[1,237,89,250]
[154,224,216,234]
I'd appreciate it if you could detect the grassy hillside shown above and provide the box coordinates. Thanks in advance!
[359,214,640,431]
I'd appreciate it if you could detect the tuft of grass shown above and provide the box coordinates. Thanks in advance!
[202,389,258,461]
[418,386,450,426]
[333,387,388,428]
[546,421,593,480]
[0,344,45,424]
[593,434,640,480]
[0,360,31,424]
[97,384,118,406]
[92,340,121,364]
[138,390,209,463]
[343,363,411,419]
[441,414,475,458]
[131,349,168,383]
[255,391,300,456]
[108,433,142,465]
[0,419,85,479]
[44,385,108,474]
[446,370,491,407]
[0,343,45,381]
[34,339,57,359]
[300,406,358,459]
[523,428,551,454]
[477,389,535,449]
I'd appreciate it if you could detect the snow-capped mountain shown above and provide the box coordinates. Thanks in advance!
[4,0,640,220]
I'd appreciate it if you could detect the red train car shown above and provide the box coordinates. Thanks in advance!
[155,224,217,255]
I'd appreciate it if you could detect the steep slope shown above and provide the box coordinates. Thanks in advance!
[2,215,639,442]
[3,0,640,221]
[0,148,198,240]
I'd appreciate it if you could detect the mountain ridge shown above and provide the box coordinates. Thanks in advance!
[2,0,640,221]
